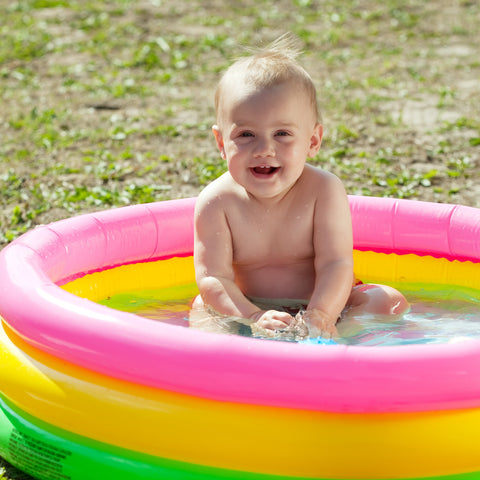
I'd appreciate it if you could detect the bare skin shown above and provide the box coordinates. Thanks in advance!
[193,80,408,338]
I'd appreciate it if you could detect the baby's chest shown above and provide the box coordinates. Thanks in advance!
[231,219,314,264]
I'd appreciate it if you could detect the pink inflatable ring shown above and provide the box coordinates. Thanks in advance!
[1,195,480,480]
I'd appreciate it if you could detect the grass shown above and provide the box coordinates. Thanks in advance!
[0,0,479,477]
[0,0,479,248]
[0,458,34,480]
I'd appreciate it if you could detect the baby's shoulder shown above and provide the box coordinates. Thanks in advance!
[302,164,345,191]
[196,173,241,211]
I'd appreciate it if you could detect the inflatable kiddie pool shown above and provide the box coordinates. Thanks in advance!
[1,195,480,480]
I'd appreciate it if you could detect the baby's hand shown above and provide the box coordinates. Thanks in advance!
[299,308,338,339]
[249,310,293,331]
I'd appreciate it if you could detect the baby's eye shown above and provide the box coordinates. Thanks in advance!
[239,131,254,137]
[275,130,290,137]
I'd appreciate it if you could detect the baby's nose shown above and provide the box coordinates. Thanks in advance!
[254,137,275,157]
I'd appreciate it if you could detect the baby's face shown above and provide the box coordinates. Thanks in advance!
[214,80,322,201]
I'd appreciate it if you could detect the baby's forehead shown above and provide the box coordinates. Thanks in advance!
[217,84,315,130]
[226,81,311,114]
[220,76,303,108]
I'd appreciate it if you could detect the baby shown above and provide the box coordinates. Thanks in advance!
[191,34,408,338]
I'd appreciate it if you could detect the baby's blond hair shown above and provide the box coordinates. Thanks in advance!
[215,33,319,122]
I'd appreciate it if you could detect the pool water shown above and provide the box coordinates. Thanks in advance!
[98,283,480,346]
[98,283,197,328]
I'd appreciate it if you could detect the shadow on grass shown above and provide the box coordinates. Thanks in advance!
[0,458,35,480]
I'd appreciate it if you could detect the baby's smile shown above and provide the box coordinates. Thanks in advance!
[251,165,280,176]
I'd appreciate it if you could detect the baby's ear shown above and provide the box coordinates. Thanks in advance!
[308,123,323,157]
[212,125,226,159]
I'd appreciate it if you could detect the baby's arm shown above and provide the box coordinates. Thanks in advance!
[304,173,354,338]
[194,187,292,330]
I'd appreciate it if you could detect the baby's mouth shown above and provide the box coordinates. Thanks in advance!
[251,166,279,175]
